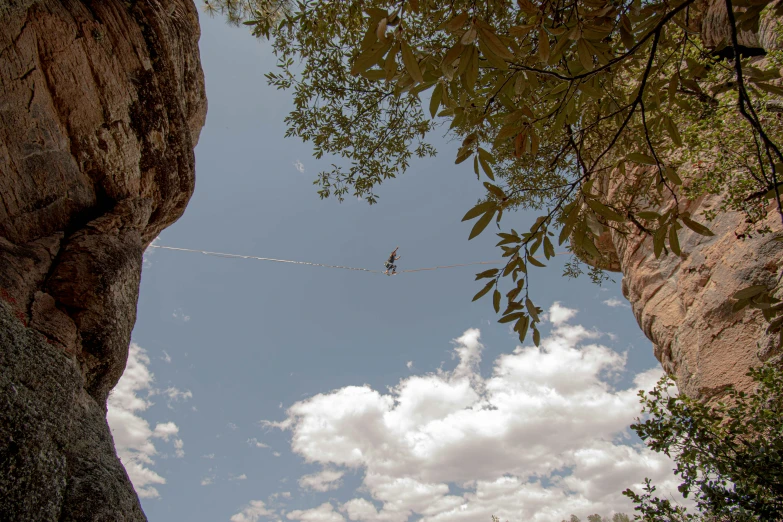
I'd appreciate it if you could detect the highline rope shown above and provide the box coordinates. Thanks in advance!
[147,245,567,275]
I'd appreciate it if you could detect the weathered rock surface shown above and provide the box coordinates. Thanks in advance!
[0,0,206,519]
[600,197,782,398]
[574,0,783,399]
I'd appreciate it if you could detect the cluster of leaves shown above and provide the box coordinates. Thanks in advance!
[732,280,783,346]
[624,364,783,521]
[204,0,783,344]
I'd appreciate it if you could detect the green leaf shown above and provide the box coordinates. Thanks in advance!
[533,327,541,346]
[537,27,550,62]
[484,183,506,200]
[654,225,667,258]
[478,38,509,70]
[544,236,555,258]
[733,285,768,300]
[429,83,443,118]
[455,147,473,164]
[469,210,495,239]
[669,225,682,256]
[559,203,581,245]
[681,216,715,236]
[664,166,682,186]
[464,45,479,90]
[664,116,682,147]
[628,153,657,165]
[493,289,501,313]
[445,12,469,31]
[516,315,530,342]
[462,201,496,221]
[528,256,546,268]
[732,298,751,313]
[475,268,500,280]
[472,279,495,302]
[577,38,593,71]
[498,312,525,324]
[526,298,540,321]
[586,198,625,222]
[351,39,394,76]
[401,40,424,83]
[479,156,495,180]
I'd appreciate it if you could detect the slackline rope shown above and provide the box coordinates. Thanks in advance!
[147,245,568,275]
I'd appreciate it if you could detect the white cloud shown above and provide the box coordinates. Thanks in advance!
[107,343,183,499]
[231,500,275,522]
[161,350,172,363]
[299,469,345,492]
[273,451,282,457]
[603,298,630,309]
[288,503,345,522]
[153,421,178,441]
[174,438,185,458]
[248,437,270,448]
[548,301,578,326]
[143,236,161,268]
[231,473,249,481]
[259,304,683,522]
[406,361,413,370]
[203,453,215,459]
[172,308,191,322]
[228,422,239,431]
[164,387,193,405]
[293,160,305,173]
[201,477,214,486]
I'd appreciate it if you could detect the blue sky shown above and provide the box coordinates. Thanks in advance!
[107,10,684,522]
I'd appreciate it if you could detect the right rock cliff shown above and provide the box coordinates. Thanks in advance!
[574,0,783,399]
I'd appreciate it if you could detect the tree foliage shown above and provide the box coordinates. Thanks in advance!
[204,0,783,344]
[624,364,783,521]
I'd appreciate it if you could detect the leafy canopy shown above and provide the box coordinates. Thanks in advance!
[625,363,783,521]
[204,0,783,344]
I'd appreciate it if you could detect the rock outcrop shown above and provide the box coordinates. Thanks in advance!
[594,195,782,398]
[0,1,206,519]
[574,0,783,399]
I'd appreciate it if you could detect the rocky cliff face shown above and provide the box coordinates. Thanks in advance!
[0,1,206,519]
[597,196,782,399]
[575,0,783,399]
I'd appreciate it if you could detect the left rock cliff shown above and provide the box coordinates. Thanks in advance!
[0,1,206,519]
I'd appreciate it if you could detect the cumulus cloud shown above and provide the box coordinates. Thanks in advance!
[603,298,630,309]
[548,301,578,325]
[107,343,185,498]
[293,160,305,173]
[231,501,275,522]
[299,469,345,492]
[258,304,682,522]
[288,503,345,522]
